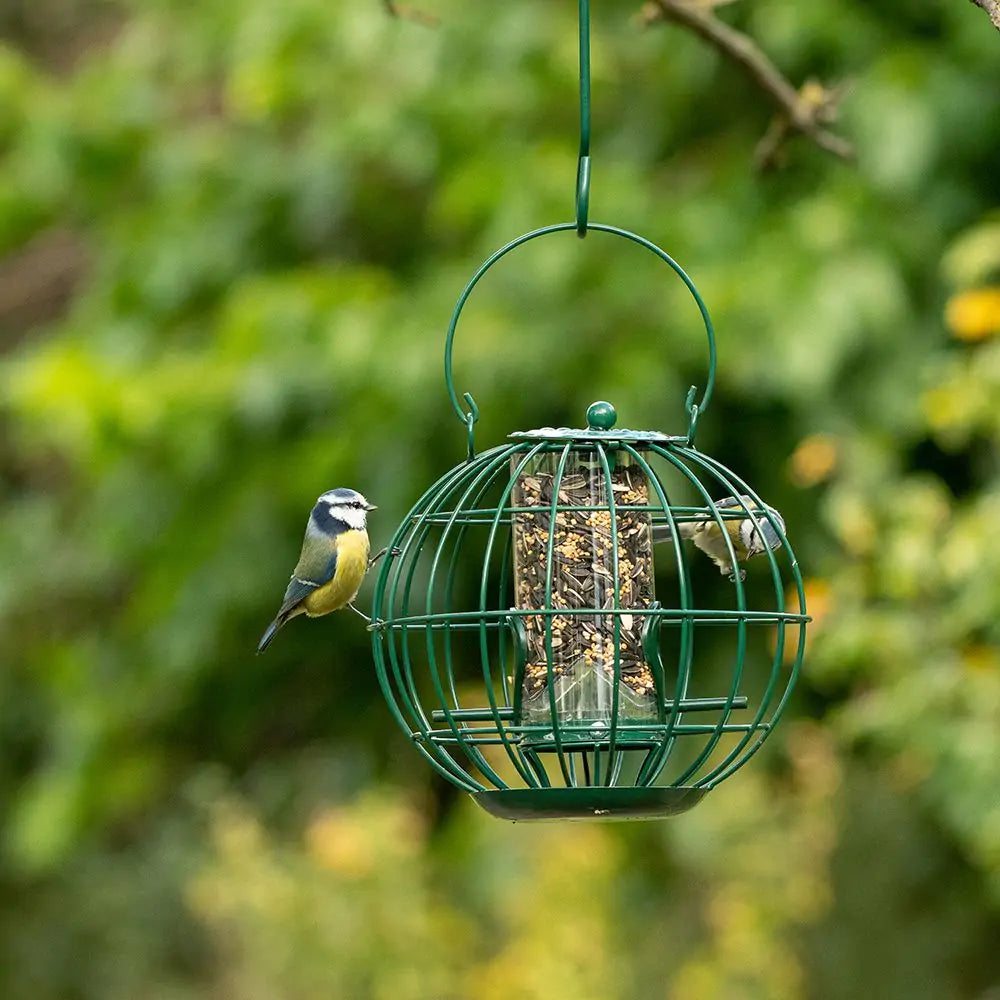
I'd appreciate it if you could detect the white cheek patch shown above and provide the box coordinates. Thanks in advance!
[330,505,367,531]
[742,509,784,556]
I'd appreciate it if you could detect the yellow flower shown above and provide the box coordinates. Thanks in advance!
[305,809,375,878]
[945,286,1000,342]
[961,644,999,673]
[775,578,832,664]
[788,434,838,488]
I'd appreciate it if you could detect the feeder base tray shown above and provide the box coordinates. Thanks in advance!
[473,785,707,821]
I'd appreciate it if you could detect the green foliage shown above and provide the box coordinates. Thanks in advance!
[1,0,1000,997]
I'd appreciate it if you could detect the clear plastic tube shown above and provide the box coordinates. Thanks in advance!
[511,450,657,726]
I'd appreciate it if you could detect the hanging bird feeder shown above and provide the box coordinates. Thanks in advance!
[370,0,809,821]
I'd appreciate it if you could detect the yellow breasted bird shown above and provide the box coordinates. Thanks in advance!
[257,488,376,653]
[652,494,785,580]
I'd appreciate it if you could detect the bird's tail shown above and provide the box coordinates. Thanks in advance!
[257,618,281,654]
[651,521,697,544]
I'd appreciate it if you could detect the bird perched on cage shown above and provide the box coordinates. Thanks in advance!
[257,488,378,653]
[652,495,785,581]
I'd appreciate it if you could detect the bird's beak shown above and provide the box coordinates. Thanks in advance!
[365,502,378,511]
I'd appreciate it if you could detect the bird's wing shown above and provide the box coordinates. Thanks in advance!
[652,520,696,543]
[275,537,339,620]
[712,495,746,511]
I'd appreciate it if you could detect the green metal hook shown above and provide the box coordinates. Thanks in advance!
[576,0,591,238]
[684,385,700,442]
[443,223,717,443]
[463,392,479,461]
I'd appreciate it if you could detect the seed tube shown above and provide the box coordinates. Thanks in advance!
[511,450,658,726]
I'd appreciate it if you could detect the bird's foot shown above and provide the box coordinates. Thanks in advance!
[368,546,402,569]
[727,567,747,583]
[347,602,372,624]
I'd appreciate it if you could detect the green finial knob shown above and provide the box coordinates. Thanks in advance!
[587,400,617,430]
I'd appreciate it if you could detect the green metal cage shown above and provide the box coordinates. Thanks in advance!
[370,226,809,822]
[369,0,807,820]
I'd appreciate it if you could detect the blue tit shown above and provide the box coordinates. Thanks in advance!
[652,495,785,580]
[257,488,376,653]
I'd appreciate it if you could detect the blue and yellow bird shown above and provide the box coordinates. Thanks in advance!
[257,488,377,653]
[653,494,785,580]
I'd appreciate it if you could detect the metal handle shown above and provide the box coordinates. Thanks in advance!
[443,222,718,453]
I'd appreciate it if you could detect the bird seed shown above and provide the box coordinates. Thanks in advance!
[510,455,657,720]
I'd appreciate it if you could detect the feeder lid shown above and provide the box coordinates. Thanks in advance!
[508,400,682,444]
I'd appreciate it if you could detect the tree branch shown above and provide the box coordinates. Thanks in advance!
[968,0,1000,32]
[380,0,439,28]
[0,228,85,346]
[640,0,853,168]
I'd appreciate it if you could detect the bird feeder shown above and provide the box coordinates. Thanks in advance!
[369,0,809,821]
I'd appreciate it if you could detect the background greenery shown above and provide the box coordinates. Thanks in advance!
[1,0,999,996]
